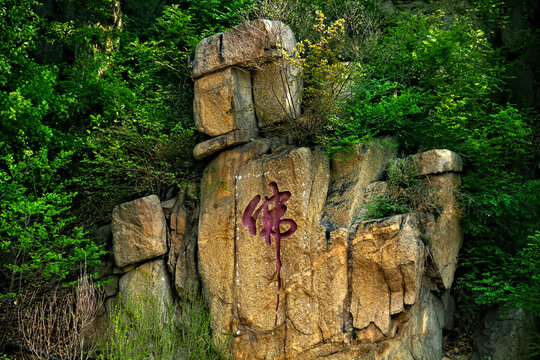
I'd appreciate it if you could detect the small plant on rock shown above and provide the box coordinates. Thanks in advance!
[364,156,439,219]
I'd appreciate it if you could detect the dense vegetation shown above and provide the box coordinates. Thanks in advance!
[0,0,538,357]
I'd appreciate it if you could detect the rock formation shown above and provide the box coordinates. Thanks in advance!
[191,20,463,359]
[92,19,464,360]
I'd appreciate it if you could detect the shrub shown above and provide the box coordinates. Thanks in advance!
[244,0,383,59]
[79,117,195,225]
[281,11,359,144]
[459,231,540,313]
[364,197,410,219]
[0,143,105,348]
[363,156,438,219]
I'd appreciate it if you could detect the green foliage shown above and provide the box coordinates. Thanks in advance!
[61,0,251,223]
[0,0,76,153]
[245,0,382,59]
[321,6,538,314]
[0,0,41,86]
[460,231,540,315]
[102,287,227,360]
[325,80,425,152]
[364,197,410,219]
[0,143,104,294]
[178,0,250,38]
[0,0,252,350]
[80,118,195,224]
[0,0,104,303]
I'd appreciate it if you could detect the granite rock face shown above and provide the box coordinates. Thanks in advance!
[196,140,463,359]
[197,140,273,337]
[193,129,252,160]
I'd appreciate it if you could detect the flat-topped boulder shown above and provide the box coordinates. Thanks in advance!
[193,129,253,160]
[414,149,463,176]
[191,19,296,79]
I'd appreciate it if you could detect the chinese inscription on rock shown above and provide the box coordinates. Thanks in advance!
[241,182,297,325]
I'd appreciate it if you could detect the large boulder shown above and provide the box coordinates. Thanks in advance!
[234,147,330,334]
[191,19,296,79]
[112,195,167,268]
[414,149,463,176]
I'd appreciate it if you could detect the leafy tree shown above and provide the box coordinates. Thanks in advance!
[67,0,249,223]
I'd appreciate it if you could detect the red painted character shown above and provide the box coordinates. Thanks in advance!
[242,182,297,326]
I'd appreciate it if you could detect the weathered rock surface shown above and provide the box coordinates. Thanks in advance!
[87,296,117,345]
[419,153,463,290]
[322,139,396,229]
[112,195,167,268]
[165,195,186,275]
[196,140,461,359]
[351,215,425,336]
[198,140,272,337]
[234,147,329,339]
[253,59,302,128]
[191,19,296,79]
[194,67,256,137]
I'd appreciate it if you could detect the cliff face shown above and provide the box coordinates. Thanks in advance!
[94,19,463,360]
[196,141,461,360]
